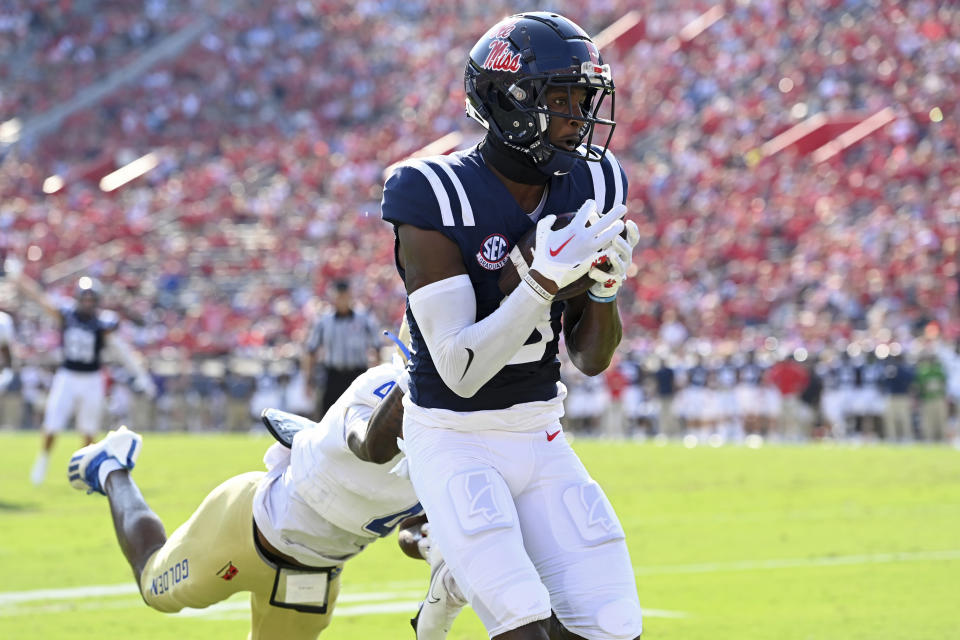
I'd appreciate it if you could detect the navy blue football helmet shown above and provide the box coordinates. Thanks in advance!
[74,276,102,301]
[465,12,616,176]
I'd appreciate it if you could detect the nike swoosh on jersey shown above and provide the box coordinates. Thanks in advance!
[546,429,561,441]
[549,235,575,257]
[460,348,475,381]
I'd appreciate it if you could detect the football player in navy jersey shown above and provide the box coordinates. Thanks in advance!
[381,13,642,640]
[6,260,156,485]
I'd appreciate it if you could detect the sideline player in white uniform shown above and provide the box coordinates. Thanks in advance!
[67,358,427,639]
[6,259,156,484]
[382,13,643,640]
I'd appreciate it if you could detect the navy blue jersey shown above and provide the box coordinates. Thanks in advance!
[717,364,737,389]
[861,361,884,387]
[686,365,709,388]
[837,362,857,387]
[821,363,839,388]
[654,366,675,397]
[60,306,118,372]
[738,362,764,385]
[381,145,627,411]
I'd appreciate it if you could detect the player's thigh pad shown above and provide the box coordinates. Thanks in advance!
[249,573,341,640]
[517,434,643,640]
[42,369,77,433]
[403,418,552,636]
[75,372,106,435]
[140,472,275,613]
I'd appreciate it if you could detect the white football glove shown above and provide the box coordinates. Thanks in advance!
[134,372,157,399]
[3,257,23,279]
[529,199,625,291]
[588,217,640,301]
[417,522,434,562]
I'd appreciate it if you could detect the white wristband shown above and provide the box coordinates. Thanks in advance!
[509,245,530,279]
[521,270,555,303]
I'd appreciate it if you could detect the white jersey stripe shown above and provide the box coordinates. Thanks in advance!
[434,161,475,226]
[606,150,625,205]
[405,160,454,226]
[587,159,606,212]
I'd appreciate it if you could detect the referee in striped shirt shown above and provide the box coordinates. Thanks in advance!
[301,280,381,417]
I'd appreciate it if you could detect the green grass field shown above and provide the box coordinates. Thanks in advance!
[1,431,958,639]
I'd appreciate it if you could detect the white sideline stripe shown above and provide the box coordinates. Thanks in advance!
[0,586,420,607]
[174,590,424,617]
[0,584,689,622]
[633,549,960,576]
[176,599,425,619]
[178,601,687,621]
[0,583,139,605]
[5,549,956,610]
[0,598,150,617]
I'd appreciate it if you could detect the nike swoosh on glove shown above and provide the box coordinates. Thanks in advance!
[529,199,625,290]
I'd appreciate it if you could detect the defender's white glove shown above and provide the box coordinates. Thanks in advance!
[529,199,625,290]
[134,372,157,399]
[417,522,434,562]
[3,257,23,279]
[588,217,640,302]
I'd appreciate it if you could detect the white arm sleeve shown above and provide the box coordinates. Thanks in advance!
[105,333,148,379]
[408,274,551,398]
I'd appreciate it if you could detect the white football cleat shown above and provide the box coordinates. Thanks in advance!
[411,552,467,640]
[30,453,49,486]
[68,426,142,495]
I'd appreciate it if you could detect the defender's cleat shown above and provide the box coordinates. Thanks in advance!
[261,408,313,448]
[411,557,467,640]
[68,426,142,495]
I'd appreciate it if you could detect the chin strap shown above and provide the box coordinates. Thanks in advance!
[480,137,551,185]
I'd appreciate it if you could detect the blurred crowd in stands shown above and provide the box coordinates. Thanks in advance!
[2,335,958,445]
[0,0,958,441]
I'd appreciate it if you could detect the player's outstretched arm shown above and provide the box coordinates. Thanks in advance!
[5,260,61,321]
[347,381,405,463]
[105,333,156,398]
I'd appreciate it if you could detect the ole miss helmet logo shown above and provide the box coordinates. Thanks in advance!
[482,40,522,72]
[481,20,522,73]
[476,233,509,270]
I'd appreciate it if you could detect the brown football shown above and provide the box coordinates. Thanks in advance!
[498,212,615,300]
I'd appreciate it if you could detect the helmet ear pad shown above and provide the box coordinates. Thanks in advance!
[487,86,540,145]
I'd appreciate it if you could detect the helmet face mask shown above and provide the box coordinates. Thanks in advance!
[465,12,616,176]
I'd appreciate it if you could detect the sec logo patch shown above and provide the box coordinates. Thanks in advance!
[476,233,509,270]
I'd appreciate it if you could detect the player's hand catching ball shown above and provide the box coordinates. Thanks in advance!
[587,211,639,302]
[529,199,625,292]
